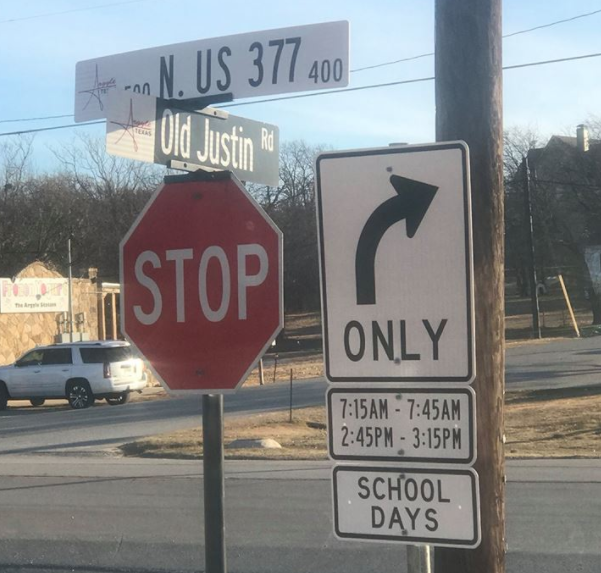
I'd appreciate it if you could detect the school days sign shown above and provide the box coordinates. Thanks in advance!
[106,92,279,186]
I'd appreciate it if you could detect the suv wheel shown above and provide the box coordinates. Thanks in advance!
[106,392,130,406]
[67,381,94,409]
[30,398,45,407]
[0,383,8,411]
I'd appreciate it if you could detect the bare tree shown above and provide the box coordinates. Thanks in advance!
[0,136,37,276]
[0,135,34,191]
[504,127,545,296]
[53,135,163,280]
[250,141,328,312]
[3,135,329,313]
[503,126,540,180]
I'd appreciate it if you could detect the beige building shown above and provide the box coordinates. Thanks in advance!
[0,262,120,365]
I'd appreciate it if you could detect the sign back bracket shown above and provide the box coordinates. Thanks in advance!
[162,92,234,174]
[166,160,223,176]
[163,92,233,175]
[164,92,233,114]
[164,166,234,183]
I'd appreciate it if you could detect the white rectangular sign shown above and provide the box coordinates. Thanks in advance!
[105,91,156,163]
[105,91,280,186]
[315,143,475,383]
[333,465,481,548]
[0,278,68,313]
[584,245,601,293]
[327,387,476,464]
[75,21,349,122]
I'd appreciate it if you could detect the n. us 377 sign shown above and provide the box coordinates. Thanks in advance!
[75,21,349,122]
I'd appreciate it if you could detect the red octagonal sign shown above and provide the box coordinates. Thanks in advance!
[120,172,283,393]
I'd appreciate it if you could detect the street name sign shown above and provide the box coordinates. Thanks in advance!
[106,91,279,186]
[75,21,349,122]
[315,143,475,383]
[327,386,476,464]
[333,465,481,548]
[120,171,283,393]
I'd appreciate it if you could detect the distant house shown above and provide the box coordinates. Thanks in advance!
[524,125,601,322]
[527,125,601,197]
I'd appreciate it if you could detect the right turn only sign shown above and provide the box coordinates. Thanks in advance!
[315,143,475,383]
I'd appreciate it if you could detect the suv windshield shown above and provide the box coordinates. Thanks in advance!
[16,349,44,367]
[79,347,133,364]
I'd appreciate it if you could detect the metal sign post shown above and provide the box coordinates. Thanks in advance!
[203,395,226,573]
[407,545,432,573]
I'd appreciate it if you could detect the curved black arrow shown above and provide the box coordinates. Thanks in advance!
[355,174,438,305]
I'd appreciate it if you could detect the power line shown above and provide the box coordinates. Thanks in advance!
[352,52,432,73]
[503,8,601,39]
[0,0,153,24]
[503,51,601,71]
[351,8,601,72]
[222,75,435,108]
[532,179,601,190]
[0,114,73,124]
[218,51,601,107]
[1,50,601,138]
[0,121,104,137]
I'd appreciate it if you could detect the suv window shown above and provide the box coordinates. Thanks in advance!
[16,349,44,367]
[79,347,133,364]
[42,348,72,365]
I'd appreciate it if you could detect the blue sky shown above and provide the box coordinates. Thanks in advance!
[1,0,601,172]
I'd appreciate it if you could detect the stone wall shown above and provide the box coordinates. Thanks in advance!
[0,262,100,365]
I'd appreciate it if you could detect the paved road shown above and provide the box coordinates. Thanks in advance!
[505,335,601,390]
[0,457,598,573]
[0,379,325,455]
[1,335,600,455]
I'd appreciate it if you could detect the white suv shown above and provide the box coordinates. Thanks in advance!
[0,341,147,410]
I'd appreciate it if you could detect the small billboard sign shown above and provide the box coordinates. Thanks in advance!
[0,278,68,314]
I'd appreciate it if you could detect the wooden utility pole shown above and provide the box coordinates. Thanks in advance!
[435,1,505,572]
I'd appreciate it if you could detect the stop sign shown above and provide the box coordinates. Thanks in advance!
[120,172,283,393]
